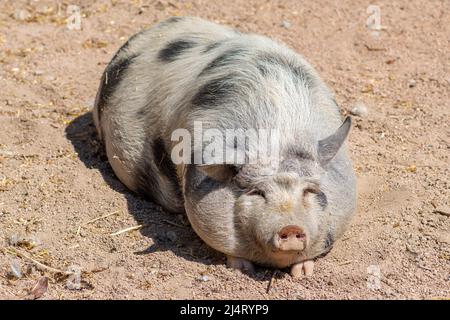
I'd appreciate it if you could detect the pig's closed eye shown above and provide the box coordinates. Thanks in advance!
[246,189,266,199]
[303,186,320,197]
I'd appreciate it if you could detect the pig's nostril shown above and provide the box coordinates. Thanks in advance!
[275,225,306,251]
[277,225,305,241]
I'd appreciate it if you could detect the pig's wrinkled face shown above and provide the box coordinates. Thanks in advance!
[233,165,328,268]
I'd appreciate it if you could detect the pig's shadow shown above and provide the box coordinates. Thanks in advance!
[65,112,276,281]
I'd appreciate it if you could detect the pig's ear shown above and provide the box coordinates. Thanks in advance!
[197,164,239,182]
[317,117,351,167]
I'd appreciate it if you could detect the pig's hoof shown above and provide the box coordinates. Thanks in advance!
[226,256,255,274]
[290,260,314,278]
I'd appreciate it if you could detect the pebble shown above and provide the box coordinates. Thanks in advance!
[408,79,417,88]
[8,234,21,246]
[8,234,38,248]
[10,259,22,279]
[198,275,210,282]
[350,102,369,117]
[281,20,291,29]
[44,75,56,82]
[0,150,14,157]
[13,9,30,21]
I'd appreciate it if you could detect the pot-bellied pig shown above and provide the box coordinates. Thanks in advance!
[93,16,357,277]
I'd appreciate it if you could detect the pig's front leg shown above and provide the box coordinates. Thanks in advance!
[290,260,314,278]
[226,255,255,274]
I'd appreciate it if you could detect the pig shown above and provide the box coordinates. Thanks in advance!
[93,16,357,277]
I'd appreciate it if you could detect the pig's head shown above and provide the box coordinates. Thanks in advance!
[182,117,351,268]
[232,168,327,268]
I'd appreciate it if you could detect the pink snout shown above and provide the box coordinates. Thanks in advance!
[273,225,306,251]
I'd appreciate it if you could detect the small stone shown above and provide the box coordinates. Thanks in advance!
[198,275,209,282]
[408,79,417,88]
[34,70,44,76]
[281,20,291,29]
[0,150,14,157]
[44,75,56,82]
[8,234,21,246]
[13,9,31,21]
[8,234,38,249]
[166,231,177,242]
[10,259,22,279]
[350,102,369,117]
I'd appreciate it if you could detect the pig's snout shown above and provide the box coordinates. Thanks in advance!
[273,225,306,251]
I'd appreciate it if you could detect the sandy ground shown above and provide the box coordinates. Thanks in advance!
[0,0,449,300]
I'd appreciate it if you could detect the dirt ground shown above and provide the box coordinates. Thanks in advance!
[0,0,449,300]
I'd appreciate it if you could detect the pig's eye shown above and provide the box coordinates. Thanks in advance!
[246,189,266,199]
[303,186,320,197]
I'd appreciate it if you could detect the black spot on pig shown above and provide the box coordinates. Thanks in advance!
[112,32,141,59]
[158,16,184,27]
[183,164,222,202]
[192,75,238,108]
[95,53,139,124]
[316,191,328,209]
[135,138,182,213]
[199,48,247,77]
[325,231,334,249]
[158,39,197,62]
[256,63,269,76]
[257,53,314,87]
[287,147,314,161]
[203,41,223,53]
[152,137,180,194]
[135,157,163,205]
[317,231,334,258]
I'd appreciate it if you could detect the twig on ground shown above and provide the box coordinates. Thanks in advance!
[110,224,144,236]
[4,247,74,275]
[266,270,277,293]
[338,260,354,266]
[417,265,433,272]
[161,219,186,228]
[364,44,386,51]
[85,210,119,225]
[77,210,120,236]
[433,209,450,217]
